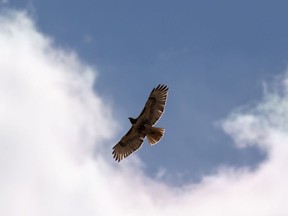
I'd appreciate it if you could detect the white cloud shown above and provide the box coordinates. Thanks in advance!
[1,9,288,216]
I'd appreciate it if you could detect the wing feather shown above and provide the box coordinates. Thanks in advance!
[137,84,169,125]
[112,127,145,162]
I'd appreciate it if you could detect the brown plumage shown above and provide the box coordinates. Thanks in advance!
[112,84,169,162]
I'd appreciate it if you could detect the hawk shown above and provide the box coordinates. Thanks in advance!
[112,84,169,162]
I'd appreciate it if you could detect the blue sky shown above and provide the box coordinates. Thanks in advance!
[6,0,288,183]
[1,2,288,215]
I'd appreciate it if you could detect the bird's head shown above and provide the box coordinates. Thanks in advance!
[128,117,137,124]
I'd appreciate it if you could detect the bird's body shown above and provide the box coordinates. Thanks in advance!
[112,84,169,162]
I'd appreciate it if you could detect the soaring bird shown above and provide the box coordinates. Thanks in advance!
[112,84,169,162]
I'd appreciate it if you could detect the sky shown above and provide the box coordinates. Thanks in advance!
[1,1,288,215]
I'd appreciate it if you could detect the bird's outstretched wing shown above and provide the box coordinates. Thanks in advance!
[112,127,146,162]
[137,84,169,125]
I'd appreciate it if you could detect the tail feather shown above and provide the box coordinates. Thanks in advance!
[146,126,165,145]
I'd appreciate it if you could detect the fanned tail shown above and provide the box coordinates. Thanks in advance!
[146,126,165,145]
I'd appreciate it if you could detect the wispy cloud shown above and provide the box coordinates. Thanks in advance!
[1,9,288,216]
[82,34,93,44]
[0,0,8,4]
